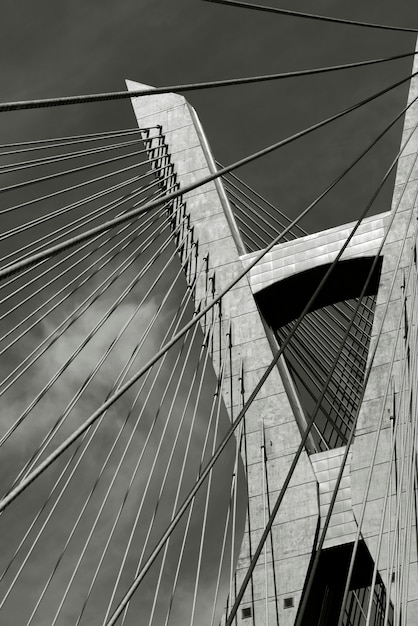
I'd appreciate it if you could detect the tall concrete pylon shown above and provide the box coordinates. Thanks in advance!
[126,37,418,625]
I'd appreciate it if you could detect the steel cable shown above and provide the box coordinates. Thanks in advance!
[0,142,159,203]
[1,263,200,619]
[0,202,185,444]
[203,0,418,33]
[188,325,231,626]
[0,127,158,152]
[0,136,145,174]
[0,146,163,219]
[24,246,197,626]
[0,168,164,257]
[15,231,194,490]
[135,320,219,626]
[160,320,220,626]
[0,201,164,358]
[0,52,417,113]
[72,267,203,625]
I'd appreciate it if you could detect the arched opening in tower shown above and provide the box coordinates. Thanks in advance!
[255,256,383,452]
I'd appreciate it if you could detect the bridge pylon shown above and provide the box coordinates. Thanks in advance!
[127,39,418,624]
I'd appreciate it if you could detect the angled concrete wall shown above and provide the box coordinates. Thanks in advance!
[127,81,319,625]
[236,40,418,623]
[350,45,418,622]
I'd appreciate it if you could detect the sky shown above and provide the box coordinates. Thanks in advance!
[0,0,417,229]
[0,1,417,625]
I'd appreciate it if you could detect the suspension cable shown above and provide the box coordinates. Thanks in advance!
[0,143,157,201]
[27,248,197,626]
[218,165,308,236]
[0,201,184,441]
[202,0,418,33]
[188,326,231,626]
[0,147,163,218]
[0,126,158,151]
[0,51,417,114]
[143,323,221,626]
[17,233,194,490]
[0,258,198,617]
[0,167,163,249]
[0,200,164,358]
[0,136,145,174]
[160,321,221,626]
[72,270,203,625]
[0,269,202,585]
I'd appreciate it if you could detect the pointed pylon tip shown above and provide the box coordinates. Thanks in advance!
[125,80,155,92]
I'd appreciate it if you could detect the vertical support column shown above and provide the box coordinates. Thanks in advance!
[351,39,418,623]
[126,81,319,625]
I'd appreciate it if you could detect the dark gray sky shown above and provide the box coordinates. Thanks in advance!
[0,2,417,625]
[0,0,417,231]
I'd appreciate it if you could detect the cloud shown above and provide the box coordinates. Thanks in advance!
[0,276,245,625]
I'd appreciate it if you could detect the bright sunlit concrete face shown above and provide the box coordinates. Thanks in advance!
[240,212,388,295]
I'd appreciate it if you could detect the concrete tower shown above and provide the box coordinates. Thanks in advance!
[126,39,418,624]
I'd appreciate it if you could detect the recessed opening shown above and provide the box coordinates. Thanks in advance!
[241,606,252,619]
[284,597,294,609]
[259,263,383,452]
[298,541,394,625]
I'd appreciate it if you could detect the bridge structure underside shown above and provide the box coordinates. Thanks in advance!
[127,40,418,626]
